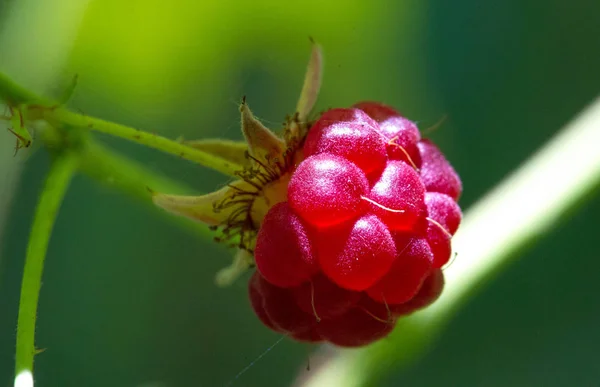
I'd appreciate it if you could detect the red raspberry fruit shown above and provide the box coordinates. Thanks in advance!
[288,153,369,228]
[418,139,462,201]
[380,117,422,167]
[249,271,316,334]
[425,192,462,235]
[425,224,452,269]
[317,214,397,291]
[354,294,394,322]
[366,235,433,304]
[303,108,387,174]
[242,99,461,348]
[255,202,318,288]
[389,269,445,317]
[291,327,323,343]
[292,272,361,320]
[316,306,396,347]
[424,192,462,267]
[248,271,283,333]
[152,47,463,348]
[353,101,422,167]
[367,160,426,231]
[352,101,401,122]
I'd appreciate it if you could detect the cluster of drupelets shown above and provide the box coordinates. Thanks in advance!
[249,102,462,347]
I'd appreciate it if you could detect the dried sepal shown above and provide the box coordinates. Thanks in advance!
[295,39,323,123]
[183,138,249,169]
[215,249,253,287]
[152,179,256,226]
[240,99,286,165]
[58,74,79,105]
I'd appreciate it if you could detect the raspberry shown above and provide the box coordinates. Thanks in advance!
[366,235,433,304]
[425,224,452,269]
[254,202,318,288]
[379,117,422,167]
[354,294,393,322]
[317,214,396,291]
[389,269,445,317]
[232,97,461,347]
[248,271,283,333]
[249,271,316,334]
[353,101,422,167]
[150,46,464,348]
[288,153,369,228]
[424,192,462,267]
[367,160,426,231]
[303,108,387,174]
[425,192,462,235]
[418,139,462,201]
[292,273,361,320]
[316,306,396,347]
[291,327,323,343]
[352,101,401,122]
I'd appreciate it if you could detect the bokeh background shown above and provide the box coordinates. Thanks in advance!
[1,1,599,386]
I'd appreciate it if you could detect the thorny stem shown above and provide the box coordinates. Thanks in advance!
[15,151,78,377]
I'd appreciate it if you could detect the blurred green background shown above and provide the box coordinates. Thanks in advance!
[1,1,599,386]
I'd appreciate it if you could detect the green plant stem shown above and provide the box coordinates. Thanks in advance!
[0,70,239,177]
[297,96,600,387]
[35,122,215,239]
[0,66,228,242]
[15,151,78,376]
[0,71,47,105]
[47,108,240,177]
